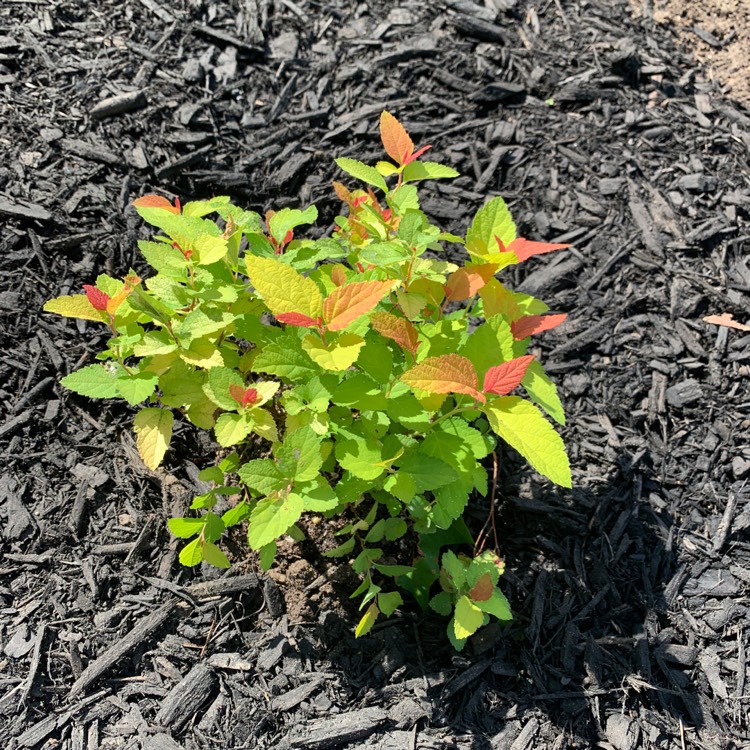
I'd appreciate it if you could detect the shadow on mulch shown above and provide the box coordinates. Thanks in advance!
[260,452,695,749]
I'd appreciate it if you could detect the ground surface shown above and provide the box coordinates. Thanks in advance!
[1,1,750,749]
[635,0,750,108]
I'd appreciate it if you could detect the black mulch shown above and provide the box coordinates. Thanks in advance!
[1,0,749,748]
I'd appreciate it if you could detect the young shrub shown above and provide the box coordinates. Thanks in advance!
[45,112,571,649]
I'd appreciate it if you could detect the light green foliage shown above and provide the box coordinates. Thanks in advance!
[45,112,573,650]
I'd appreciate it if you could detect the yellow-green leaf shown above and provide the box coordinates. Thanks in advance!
[485,396,571,487]
[43,295,106,323]
[453,595,484,639]
[465,196,516,259]
[245,254,323,319]
[133,408,174,470]
[302,333,365,371]
[194,235,228,265]
[355,601,380,638]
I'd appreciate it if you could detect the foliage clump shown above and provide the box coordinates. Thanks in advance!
[45,112,571,649]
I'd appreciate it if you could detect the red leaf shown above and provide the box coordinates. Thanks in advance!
[506,238,569,262]
[230,385,258,408]
[511,314,567,340]
[276,312,319,328]
[380,111,414,166]
[83,285,110,311]
[402,144,432,166]
[283,230,294,245]
[469,573,494,602]
[483,355,534,396]
[132,194,180,214]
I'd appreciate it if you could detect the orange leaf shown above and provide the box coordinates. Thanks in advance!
[506,238,569,262]
[323,280,395,332]
[106,274,141,316]
[132,195,180,214]
[332,181,352,205]
[703,313,750,332]
[511,313,567,340]
[380,111,413,166]
[483,355,534,396]
[331,265,348,287]
[276,312,319,328]
[370,312,419,355]
[401,354,485,403]
[445,264,496,302]
[469,573,494,602]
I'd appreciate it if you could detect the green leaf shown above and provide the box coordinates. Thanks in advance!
[402,161,460,181]
[357,338,393,383]
[214,413,252,447]
[253,335,318,381]
[332,373,387,412]
[383,472,416,503]
[222,501,251,527]
[238,459,287,496]
[454,595,484,639]
[138,240,188,276]
[133,408,173,470]
[203,367,245,410]
[267,205,318,245]
[522,359,566,426]
[476,589,512,621]
[182,196,231,219]
[398,453,457,493]
[485,396,571,487]
[324,536,356,558]
[460,314,515,384]
[299,479,338,512]
[441,550,467,591]
[115,372,158,406]
[358,242,410,267]
[202,542,230,568]
[247,492,305,550]
[61,364,119,399]
[259,541,277,571]
[377,591,403,617]
[133,329,178,357]
[168,517,205,538]
[335,433,384,481]
[335,157,388,193]
[245,254,323,319]
[175,308,235,343]
[274,426,323,482]
[429,591,453,616]
[200,466,225,484]
[465,196,516,258]
[179,538,203,567]
[389,185,419,213]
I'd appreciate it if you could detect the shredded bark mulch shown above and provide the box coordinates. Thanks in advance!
[1,0,749,748]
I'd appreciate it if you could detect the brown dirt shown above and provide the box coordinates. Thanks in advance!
[630,0,750,108]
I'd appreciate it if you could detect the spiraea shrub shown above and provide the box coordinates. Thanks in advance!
[45,112,572,648]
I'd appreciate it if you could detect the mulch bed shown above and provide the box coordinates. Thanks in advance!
[1,0,749,748]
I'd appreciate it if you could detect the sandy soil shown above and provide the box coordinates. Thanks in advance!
[631,0,750,108]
